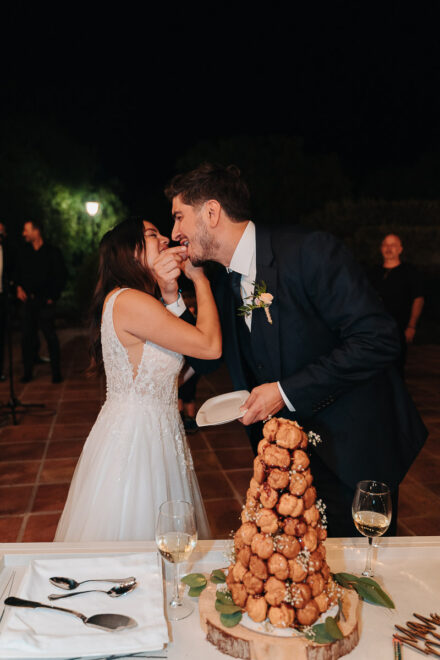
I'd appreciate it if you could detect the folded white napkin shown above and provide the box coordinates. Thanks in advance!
[0,553,168,659]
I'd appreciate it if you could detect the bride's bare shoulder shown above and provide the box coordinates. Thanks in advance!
[112,288,160,313]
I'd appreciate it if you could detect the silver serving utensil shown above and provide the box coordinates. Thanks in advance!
[48,581,137,600]
[49,576,136,590]
[4,596,137,632]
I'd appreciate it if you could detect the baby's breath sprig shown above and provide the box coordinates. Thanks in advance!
[316,498,328,528]
[300,625,316,640]
[307,431,322,446]
[273,534,284,552]
[326,577,344,606]
[223,539,236,564]
[315,499,327,515]
[297,548,311,570]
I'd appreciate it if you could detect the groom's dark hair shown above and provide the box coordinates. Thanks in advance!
[165,162,251,222]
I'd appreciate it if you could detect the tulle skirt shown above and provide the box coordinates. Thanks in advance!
[54,396,210,542]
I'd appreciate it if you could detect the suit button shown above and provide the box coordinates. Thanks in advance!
[257,364,263,370]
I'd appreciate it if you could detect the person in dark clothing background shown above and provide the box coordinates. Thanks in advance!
[0,222,10,381]
[15,220,67,383]
[370,233,424,376]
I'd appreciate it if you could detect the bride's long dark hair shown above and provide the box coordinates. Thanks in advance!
[89,217,158,373]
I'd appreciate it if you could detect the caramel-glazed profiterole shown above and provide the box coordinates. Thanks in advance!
[226,417,335,629]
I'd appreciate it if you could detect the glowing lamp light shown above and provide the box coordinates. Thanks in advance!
[86,201,100,216]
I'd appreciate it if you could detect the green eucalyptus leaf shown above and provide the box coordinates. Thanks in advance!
[216,590,234,605]
[332,573,354,589]
[220,611,243,628]
[332,573,394,608]
[215,600,242,614]
[353,582,395,608]
[188,584,207,597]
[181,573,207,588]
[210,569,226,584]
[309,623,336,644]
[325,616,343,640]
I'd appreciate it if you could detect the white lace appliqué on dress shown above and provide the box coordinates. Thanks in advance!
[55,288,210,541]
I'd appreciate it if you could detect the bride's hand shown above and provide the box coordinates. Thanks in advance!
[152,245,187,304]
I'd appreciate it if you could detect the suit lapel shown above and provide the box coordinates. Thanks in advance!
[252,226,281,381]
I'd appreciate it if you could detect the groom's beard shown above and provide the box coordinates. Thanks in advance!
[189,216,220,267]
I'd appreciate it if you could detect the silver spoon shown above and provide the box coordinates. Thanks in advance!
[5,596,137,632]
[49,576,136,590]
[48,581,137,600]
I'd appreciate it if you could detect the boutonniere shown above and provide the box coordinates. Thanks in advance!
[238,280,274,324]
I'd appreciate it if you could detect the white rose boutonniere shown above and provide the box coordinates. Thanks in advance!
[238,281,274,324]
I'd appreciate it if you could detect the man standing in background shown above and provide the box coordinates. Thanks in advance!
[15,220,67,383]
[0,222,9,381]
[370,233,424,376]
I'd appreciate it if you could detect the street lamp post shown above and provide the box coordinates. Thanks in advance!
[85,201,100,245]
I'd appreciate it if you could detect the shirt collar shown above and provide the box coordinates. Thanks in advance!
[227,221,255,277]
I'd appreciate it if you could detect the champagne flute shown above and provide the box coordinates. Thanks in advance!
[352,480,391,577]
[156,500,197,620]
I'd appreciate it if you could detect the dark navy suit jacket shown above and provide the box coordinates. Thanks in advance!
[186,225,427,490]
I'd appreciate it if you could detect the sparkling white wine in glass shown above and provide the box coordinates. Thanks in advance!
[156,500,197,620]
[157,531,197,564]
[353,511,390,537]
[352,480,391,577]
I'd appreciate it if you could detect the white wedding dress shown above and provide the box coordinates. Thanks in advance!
[55,288,210,541]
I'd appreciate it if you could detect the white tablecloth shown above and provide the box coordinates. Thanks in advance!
[1,537,440,659]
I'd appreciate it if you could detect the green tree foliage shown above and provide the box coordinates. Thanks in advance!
[38,184,125,265]
[0,118,126,316]
[38,184,126,317]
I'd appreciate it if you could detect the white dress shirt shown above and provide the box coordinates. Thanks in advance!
[226,221,256,330]
[166,221,294,411]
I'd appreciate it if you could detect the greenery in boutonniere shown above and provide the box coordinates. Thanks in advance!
[238,280,274,324]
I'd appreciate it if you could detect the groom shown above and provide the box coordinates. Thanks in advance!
[154,163,427,537]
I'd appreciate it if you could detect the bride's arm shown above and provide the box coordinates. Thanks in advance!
[113,273,221,360]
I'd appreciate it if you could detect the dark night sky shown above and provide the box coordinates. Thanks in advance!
[2,3,440,212]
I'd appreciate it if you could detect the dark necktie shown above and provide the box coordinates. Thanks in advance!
[228,270,243,308]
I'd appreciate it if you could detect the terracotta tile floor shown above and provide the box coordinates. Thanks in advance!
[0,328,439,541]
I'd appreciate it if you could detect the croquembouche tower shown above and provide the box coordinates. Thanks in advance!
[199,417,360,659]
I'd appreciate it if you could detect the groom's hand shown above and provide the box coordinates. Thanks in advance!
[153,246,188,304]
[239,383,284,425]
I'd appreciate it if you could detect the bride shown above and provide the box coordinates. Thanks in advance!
[54,217,220,541]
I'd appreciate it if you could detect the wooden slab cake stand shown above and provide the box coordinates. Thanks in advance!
[199,581,360,660]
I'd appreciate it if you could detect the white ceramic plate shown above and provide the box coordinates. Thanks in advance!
[195,390,250,427]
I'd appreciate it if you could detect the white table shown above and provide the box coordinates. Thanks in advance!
[1,537,440,659]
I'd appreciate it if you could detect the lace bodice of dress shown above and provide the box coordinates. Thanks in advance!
[101,288,184,405]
